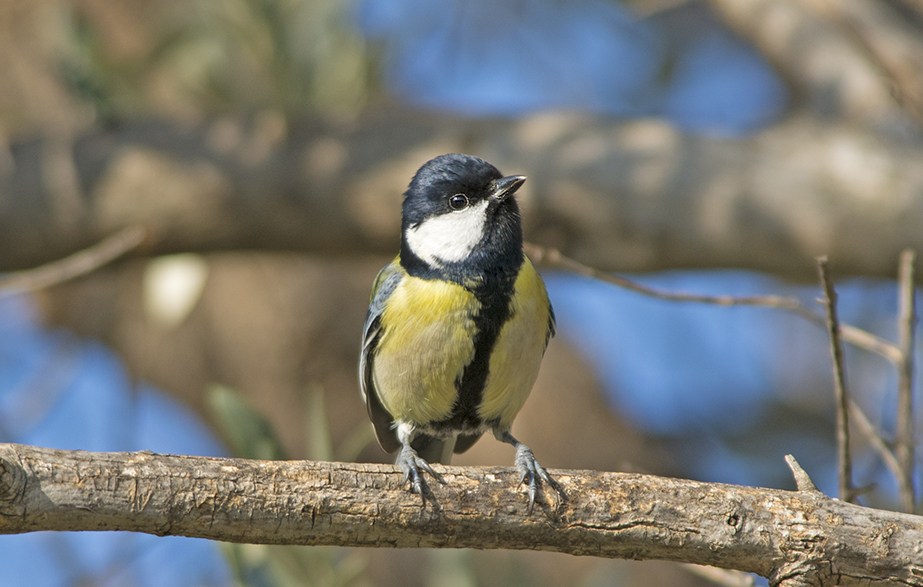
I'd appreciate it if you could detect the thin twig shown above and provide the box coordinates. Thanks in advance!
[0,226,147,298]
[784,454,819,493]
[816,257,855,503]
[524,243,901,362]
[527,243,914,509]
[848,399,902,483]
[895,249,916,513]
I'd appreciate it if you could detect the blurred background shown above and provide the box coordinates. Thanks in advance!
[1,0,922,585]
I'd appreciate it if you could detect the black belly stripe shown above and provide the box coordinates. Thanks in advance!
[400,202,526,435]
[430,272,517,433]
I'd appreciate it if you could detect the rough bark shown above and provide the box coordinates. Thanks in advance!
[3,110,923,280]
[1,443,920,587]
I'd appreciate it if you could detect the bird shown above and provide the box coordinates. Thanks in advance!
[359,153,562,512]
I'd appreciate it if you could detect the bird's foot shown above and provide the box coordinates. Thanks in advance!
[514,444,564,514]
[496,429,565,514]
[397,444,441,508]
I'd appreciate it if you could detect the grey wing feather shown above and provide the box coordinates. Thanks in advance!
[453,433,483,454]
[359,261,404,453]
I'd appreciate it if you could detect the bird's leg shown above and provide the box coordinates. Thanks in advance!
[494,429,565,514]
[396,423,439,507]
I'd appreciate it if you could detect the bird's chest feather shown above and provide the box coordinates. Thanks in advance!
[373,259,551,434]
[374,276,478,424]
[479,260,550,428]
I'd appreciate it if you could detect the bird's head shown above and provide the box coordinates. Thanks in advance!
[400,153,526,273]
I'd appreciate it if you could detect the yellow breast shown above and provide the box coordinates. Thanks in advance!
[373,275,478,425]
[478,257,551,428]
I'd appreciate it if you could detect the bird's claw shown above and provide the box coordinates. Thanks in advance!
[397,445,440,508]
[514,445,564,515]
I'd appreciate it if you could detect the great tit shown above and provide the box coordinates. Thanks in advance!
[360,153,561,511]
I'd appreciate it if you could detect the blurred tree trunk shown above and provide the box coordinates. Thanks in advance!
[2,108,923,280]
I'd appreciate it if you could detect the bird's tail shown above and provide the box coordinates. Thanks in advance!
[411,435,457,465]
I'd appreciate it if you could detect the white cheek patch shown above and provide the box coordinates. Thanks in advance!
[406,199,489,265]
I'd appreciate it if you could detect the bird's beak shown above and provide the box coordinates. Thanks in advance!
[489,175,526,201]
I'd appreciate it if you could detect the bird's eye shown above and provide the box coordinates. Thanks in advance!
[449,194,469,210]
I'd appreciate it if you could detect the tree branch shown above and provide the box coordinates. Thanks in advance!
[526,243,902,362]
[895,249,917,513]
[784,454,819,493]
[4,112,923,279]
[807,0,923,126]
[704,0,918,127]
[816,257,856,503]
[0,444,920,586]
[0,225,147,297]
[848,399,904,487]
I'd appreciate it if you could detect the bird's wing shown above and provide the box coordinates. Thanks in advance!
[452,433,484,454]
[359,258,404,453]
[545,301,556,352]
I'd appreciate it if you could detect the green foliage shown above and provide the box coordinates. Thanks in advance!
[207,383,289,461]
[307,384,375,463]
[58,0,370,121]
[221,543,369,587]
[425,551,478,587]
[176,0,370,115]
